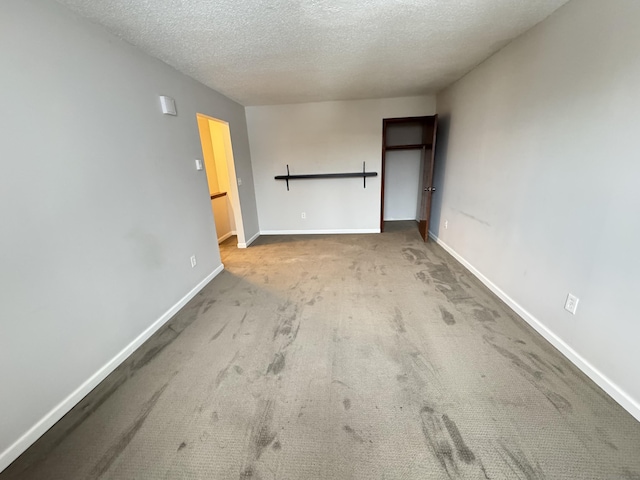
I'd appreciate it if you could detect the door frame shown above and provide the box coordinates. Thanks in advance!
[380,115,437,240]
[196,113,246,248]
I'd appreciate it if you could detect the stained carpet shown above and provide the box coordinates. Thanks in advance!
[3,221,640,479]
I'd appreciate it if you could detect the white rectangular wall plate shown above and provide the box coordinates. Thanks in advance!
[159,95,177,115]
[195,159,203,170]
[564,293,579,314]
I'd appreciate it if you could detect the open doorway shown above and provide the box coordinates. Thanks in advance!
[380,116,438,241]
[196,114,246,248]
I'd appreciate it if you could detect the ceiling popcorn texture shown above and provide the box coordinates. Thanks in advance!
[54,0,570,105]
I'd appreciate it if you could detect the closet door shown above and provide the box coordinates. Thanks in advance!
[418,115,438,242]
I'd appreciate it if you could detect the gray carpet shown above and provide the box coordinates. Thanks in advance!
[4,221,640,479]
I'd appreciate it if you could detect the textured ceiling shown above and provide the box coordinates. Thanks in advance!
[54,0,569,105]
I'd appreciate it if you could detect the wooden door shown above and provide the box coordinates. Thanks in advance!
[418,115,438,241]
[380,119,387,232]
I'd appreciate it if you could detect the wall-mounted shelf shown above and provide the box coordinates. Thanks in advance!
[275,163,377,190]
[385,143,433,151]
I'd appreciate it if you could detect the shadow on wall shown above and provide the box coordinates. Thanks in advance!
[429,113,451,238]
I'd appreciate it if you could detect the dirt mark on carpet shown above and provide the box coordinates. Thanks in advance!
[343,425,364,443]
[273,301,301,348]
[391,307,406,333]
[210,320,231,342]
[439,306,456,325]
[415,270,431,284]
[266,352,286,375]
[215,351,241,388]
[202,299,217,314]
[419,406,488,479]
[473,308,496,323]
[90,382,169,477]
[498,440,546,479]
[485,337,572,413]
[402,247,428,264]
[240,399,278,479]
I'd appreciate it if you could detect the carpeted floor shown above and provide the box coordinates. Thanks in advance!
[3,221,640,479]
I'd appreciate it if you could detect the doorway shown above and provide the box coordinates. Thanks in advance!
[196,114,246,248]
[380,116,438,241]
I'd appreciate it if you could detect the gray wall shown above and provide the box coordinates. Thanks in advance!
[383,150,422,221]
[432,0,640,417]
[0,0,258,467]
[246,97,435,233]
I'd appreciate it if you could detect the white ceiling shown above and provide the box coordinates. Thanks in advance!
[55,0,569,106]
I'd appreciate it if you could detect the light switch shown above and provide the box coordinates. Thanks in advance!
[195,159,203,170]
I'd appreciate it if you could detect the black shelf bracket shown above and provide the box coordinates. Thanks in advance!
[275,162,378,191]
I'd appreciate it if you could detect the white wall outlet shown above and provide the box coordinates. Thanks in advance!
[190,255,197,268]
[195,159,203,171]
[564,293,579,314]
[444,220,448,229]
[301,212,306,219]
[237,177,242,186]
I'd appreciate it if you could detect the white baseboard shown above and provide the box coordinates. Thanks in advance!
[260,229,380,235]
[428,231,640,422]
[217,231,236,244]
[0,264,225,473]
[237,230,260,249]
[383,218,417,221]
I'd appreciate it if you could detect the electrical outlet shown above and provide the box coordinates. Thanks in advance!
[237,177,242,186]
[444,220,448,229]
[190,255,197,268]
[194,159,203,171]
[301,212,306,219]
[564,293,579,314]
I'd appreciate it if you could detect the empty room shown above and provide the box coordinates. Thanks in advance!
[2,0,639,478]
